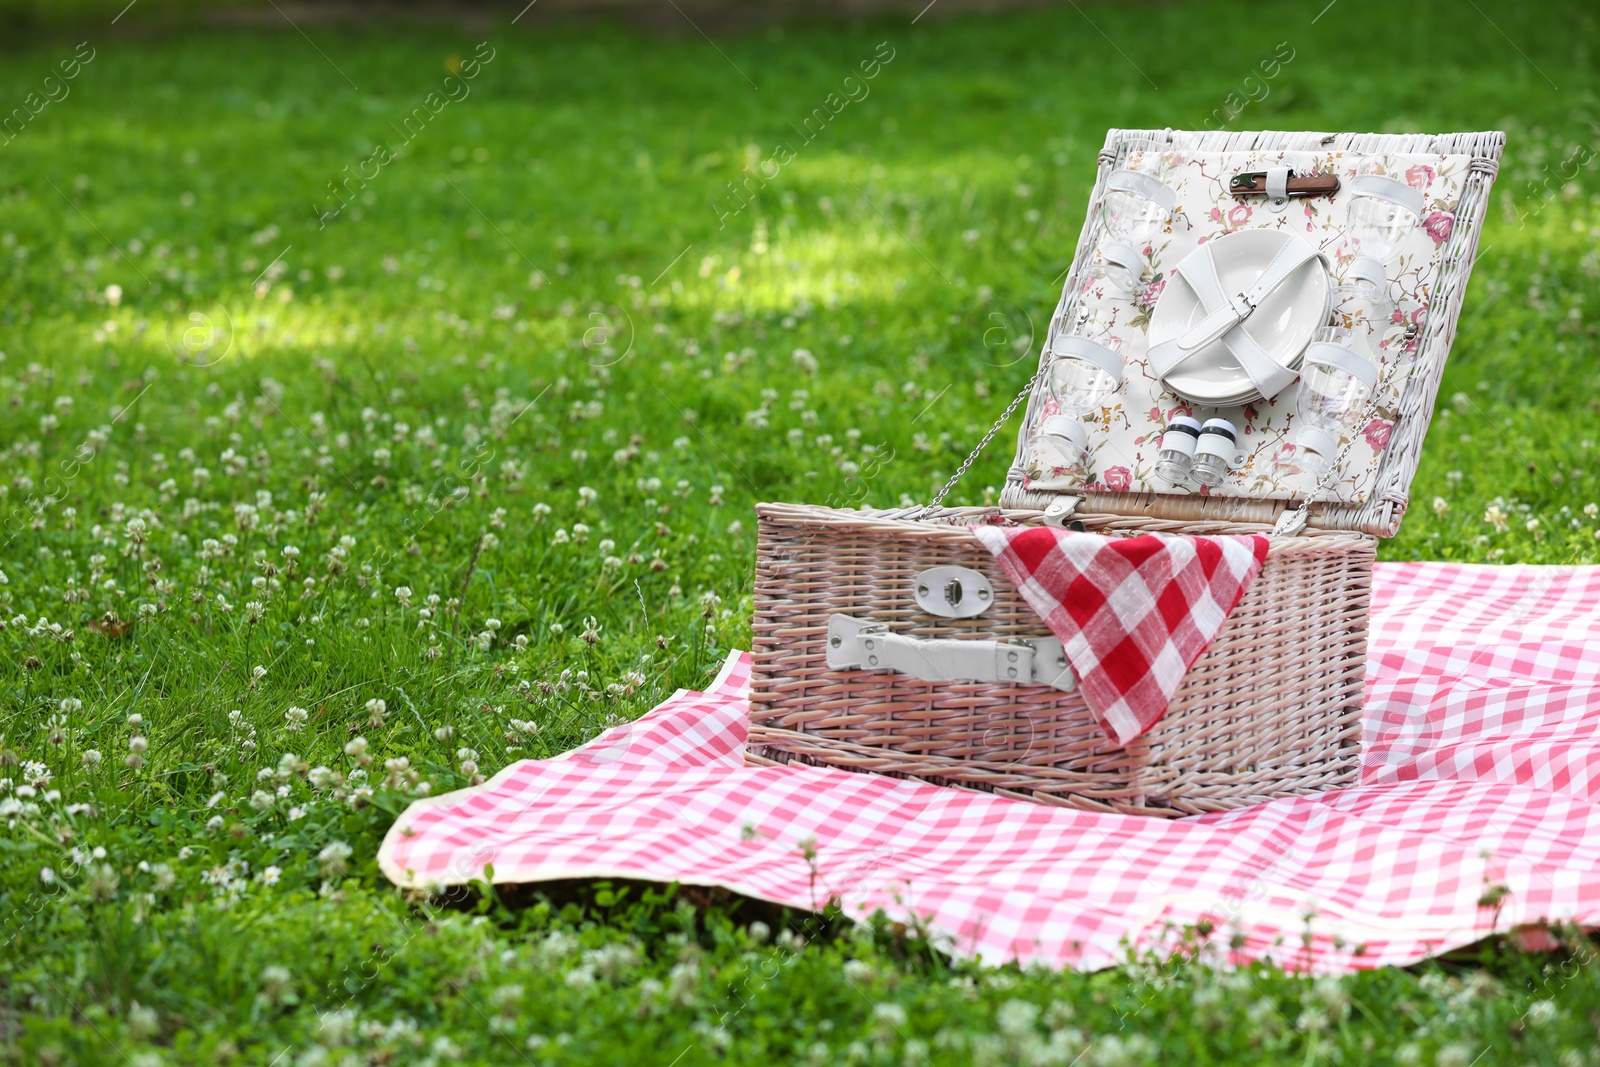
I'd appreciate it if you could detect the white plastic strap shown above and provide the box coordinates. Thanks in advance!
[1298,425,1338,460]
[1347,255,1389,292]
[825,615,1077,694]
[1173,238,1324,352]
[1147,238,1325,400]
[1105,169,1177,214]
[1221,327,1300,400]
[1039,415,1088,452]
[1265,166,1291,203]
[1303,341,1380,389]
[1049,335,1125,384]
[1347,174,1424,218]
[1100,239,1144,275]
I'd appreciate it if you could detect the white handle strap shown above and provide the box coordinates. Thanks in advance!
[1105,169,1177,214]
[1347,174,1424,218]
[825,615,1077,694]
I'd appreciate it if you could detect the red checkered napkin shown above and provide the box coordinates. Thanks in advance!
[970,525,1270,745]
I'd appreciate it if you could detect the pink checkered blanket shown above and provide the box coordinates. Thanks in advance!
[379,563,1600,972]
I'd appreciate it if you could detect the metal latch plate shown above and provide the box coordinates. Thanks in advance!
[912,565,994,618]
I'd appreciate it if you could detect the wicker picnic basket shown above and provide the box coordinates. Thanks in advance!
[746,129,1503,816]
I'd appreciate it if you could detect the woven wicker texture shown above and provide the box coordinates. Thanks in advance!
[1000,129,1505,538]
[749,503,1373,816]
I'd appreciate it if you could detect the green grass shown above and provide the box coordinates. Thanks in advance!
[2,1,1600,1063]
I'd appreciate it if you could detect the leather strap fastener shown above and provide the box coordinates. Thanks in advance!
[1229,170,1341,198]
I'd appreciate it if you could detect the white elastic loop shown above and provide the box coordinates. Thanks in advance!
[1303,341,1379,389]
[1049,335,1125,385]
[1347,174,1424,218]
[1105,169,1177,214]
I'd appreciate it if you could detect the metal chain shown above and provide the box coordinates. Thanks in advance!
[919,365,1047,517]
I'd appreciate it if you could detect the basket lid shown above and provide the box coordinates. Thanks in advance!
[997,128,1504,538]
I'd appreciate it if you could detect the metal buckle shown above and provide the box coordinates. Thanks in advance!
[1230,290,1257,318]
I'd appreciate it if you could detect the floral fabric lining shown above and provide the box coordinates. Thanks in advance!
[1024,148,1472,504]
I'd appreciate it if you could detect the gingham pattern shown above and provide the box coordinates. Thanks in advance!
[379,562,1600,973]
[968,526,1270,744]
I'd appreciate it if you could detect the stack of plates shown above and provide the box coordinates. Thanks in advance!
[1146,230,1331,407]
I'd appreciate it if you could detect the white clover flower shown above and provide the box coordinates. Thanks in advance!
[317,840,353,877]
[249,790,274,812]
[151,864,175,891]
[285,706,308,732]
[394,586,413,604]
[261,865,282,886]
[206,814,225,832]
[873,1002,908,1030]
[82,749,102,766]
[841,959,873,982]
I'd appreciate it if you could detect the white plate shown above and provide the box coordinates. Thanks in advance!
[1148,229,1331,405]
